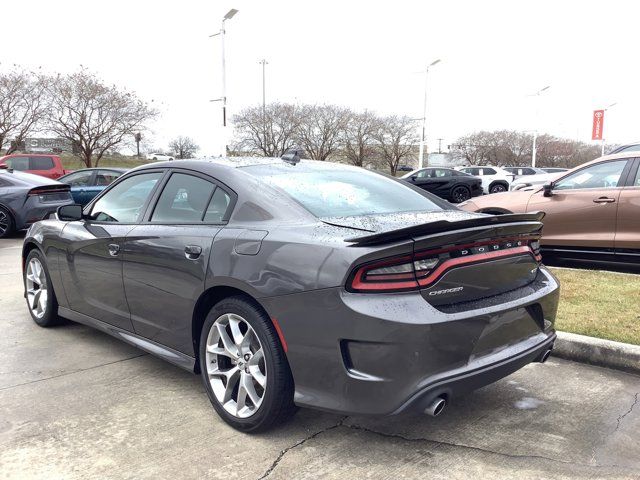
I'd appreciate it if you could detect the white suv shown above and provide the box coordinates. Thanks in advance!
[456,166,515,194]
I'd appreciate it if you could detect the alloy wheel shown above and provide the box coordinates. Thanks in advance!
[25,258,48,319]
[205,313,267,418]
[451,186,470,203]
[0,209,9,236]
[490,184,507,193]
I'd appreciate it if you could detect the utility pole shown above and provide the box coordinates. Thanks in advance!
[529,85,550,168]
[259,59,268,116]
[437,138,443,154]
[210,8,239,156]
[418,59,441,169]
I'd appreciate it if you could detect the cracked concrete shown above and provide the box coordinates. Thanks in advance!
[2,235,640,479]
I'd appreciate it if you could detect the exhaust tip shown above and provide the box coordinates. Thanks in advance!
[424,397,446,417]
[538,349,552,363]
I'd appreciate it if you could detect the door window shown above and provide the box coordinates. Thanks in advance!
[432,169,452,177]
[95,170,122,186]
[554,160,628,191]
[151,173,216,222]
[30,156,55,170]
[4,157,29,170]
[634,164,640,186]
[482,168,497,175]
[62,170,93,186]
[91,172,162,223]
[204,187,231,223]
[462,167,479,175]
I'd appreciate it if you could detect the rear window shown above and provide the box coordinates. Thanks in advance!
[30,156,55,170]
[242,163,443,217]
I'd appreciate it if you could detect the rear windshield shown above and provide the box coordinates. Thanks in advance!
[242,162,444,217]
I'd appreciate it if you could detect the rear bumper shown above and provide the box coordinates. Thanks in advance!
[260,266,560,415]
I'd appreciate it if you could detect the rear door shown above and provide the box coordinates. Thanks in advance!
[122,170,234,354]
[615,158,640,255]
[527,159,633,249]
[59,170,164,330]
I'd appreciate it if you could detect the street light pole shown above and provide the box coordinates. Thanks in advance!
[259,59,268,117]
[530,85,550,168]
[601,102,617,156]
[210,8,238,156]
[418,59,441,169]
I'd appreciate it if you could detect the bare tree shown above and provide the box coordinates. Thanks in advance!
[342,110,379,167]
[374,115,418,175]
[0,69,49,153]
[295,104,350,161]
[169,136,199,159]
[232,103,301,157]
[46,70,157,167]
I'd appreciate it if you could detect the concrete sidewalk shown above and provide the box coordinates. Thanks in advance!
[1,236,639,479]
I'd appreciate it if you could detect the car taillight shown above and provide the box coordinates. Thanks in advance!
[348,237,541,293]
[28,186,70,196]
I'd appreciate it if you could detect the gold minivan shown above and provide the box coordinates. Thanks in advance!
[458,153,640,264]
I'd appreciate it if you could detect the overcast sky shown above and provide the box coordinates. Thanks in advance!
[3,0,638,155]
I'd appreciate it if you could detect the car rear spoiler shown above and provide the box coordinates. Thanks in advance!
[344,211,545,246]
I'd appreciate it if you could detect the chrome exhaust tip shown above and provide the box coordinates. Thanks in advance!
[424,397,446,417]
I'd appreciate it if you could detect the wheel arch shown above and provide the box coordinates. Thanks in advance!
[191,285,283,374]
[488,180,509,190]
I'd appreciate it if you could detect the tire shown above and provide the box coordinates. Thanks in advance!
[152,157,157,161]
[450,185,471,203]
[23,249,64,327]
[489,182,508,194]
[0,206,15,238]
[199,296,296,432]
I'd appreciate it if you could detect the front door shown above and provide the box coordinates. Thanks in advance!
[123,171,232,354]
[527,159,632,249]
[59,171,164,330]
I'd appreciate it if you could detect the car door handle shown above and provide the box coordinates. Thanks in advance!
[593,197,616,204]
[108,244,120,256]
[184,245,202,260]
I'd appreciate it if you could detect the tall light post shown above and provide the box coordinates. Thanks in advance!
[259,59,268,116]
[601,102,617,156]
[530,85,550,168]
[210,8,238,155]
[418,59,441,169]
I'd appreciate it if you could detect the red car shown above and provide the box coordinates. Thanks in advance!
[0,154,71,179]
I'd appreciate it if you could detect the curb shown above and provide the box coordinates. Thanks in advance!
[552,331,640,376]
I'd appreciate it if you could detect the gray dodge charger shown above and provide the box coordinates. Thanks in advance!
[22,156,559,431]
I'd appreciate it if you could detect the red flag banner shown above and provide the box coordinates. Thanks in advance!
[592,110,604,140]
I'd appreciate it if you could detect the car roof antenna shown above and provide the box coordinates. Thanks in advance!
[281,149,301,165]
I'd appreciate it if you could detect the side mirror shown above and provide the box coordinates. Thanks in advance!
[57,204,84,221]
[542,182,554,197]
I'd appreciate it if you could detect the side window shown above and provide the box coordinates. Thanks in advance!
[95,170,122,186]
[555,160,628,191]
[204,187,231,223]
[151,173,216,223]
[633,163,640,186]
[464,168,479,175]
[91,172,162,223]
[521,168,535,175]
[30,157,55,170]
[483,168,497,175]
[5,157,29,171]
[433,169,451,177]
[415,169,429,178]
[62,170,93,186]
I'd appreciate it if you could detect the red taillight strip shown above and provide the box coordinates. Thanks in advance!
[350,264,419,291]
[415,246,532,288]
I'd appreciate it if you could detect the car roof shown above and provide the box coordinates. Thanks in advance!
[0,169,62,186]
[0,154,57,159]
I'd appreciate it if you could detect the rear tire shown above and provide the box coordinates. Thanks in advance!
[450,185,471,203]
[24,249,64,327]
[0,206,15,238]
[489,182,508,194]
[199,296,296,432]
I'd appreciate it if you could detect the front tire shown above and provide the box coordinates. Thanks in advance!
[24,249,63,327]
[0,206,15,238]
[199,296,296,432]
[489,182,508,194]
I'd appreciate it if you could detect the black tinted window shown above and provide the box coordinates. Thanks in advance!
[30,157,55,170]
[5,157,29,170]
[483,168,497,175]
[62,170,93,186]
[92,173,161,222]
[151,173,216,222]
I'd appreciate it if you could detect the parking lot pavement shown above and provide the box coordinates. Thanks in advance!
[1,236,639,480]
